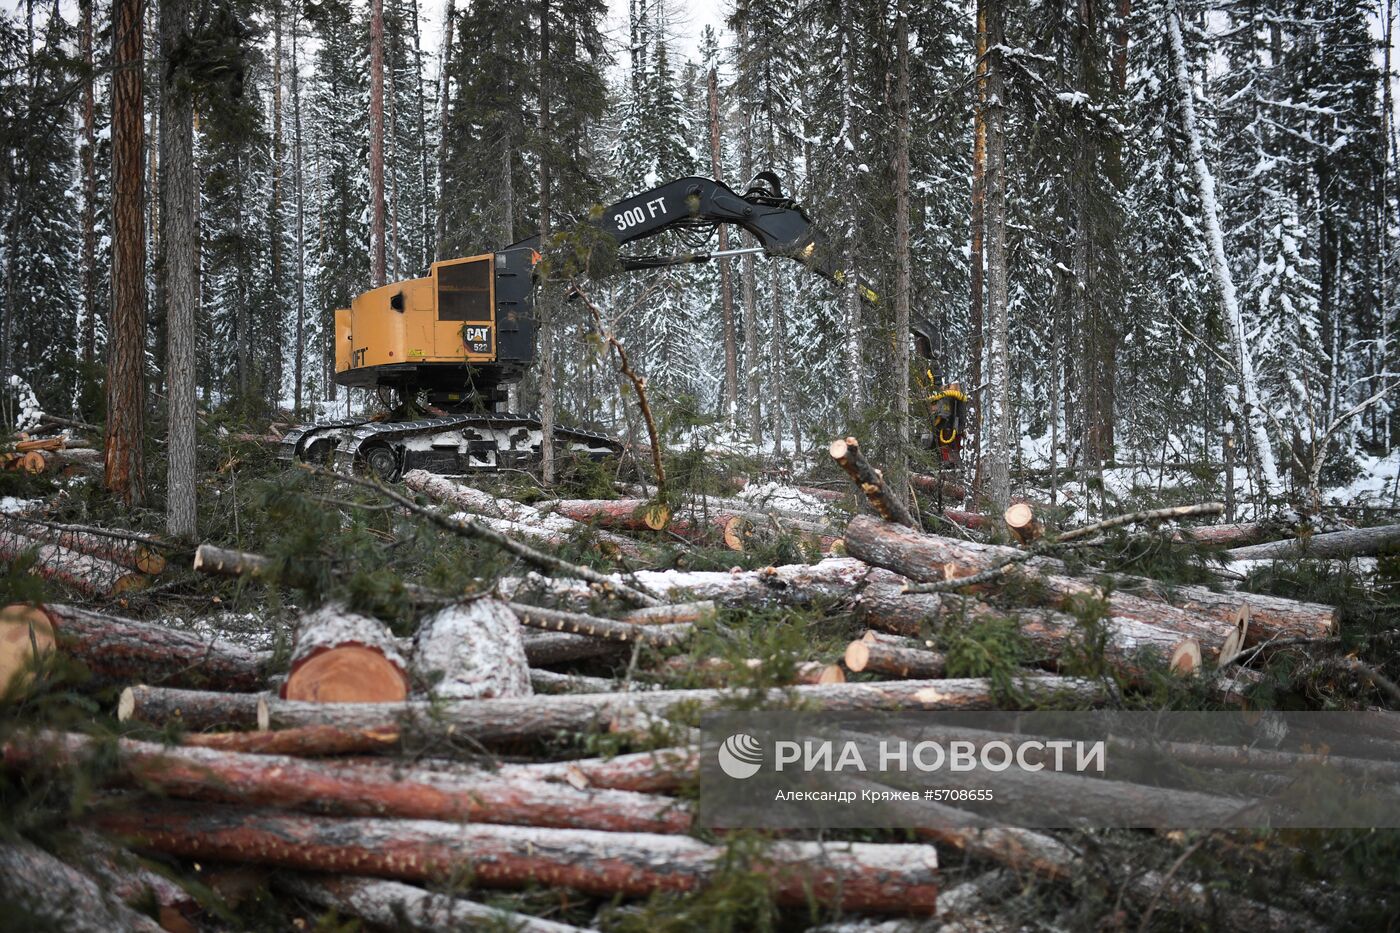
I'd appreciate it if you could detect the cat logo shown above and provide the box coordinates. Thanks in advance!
[351,348,367,368]
[461,325,492,354]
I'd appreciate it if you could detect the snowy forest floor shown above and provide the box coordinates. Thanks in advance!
[3,410,1400,931]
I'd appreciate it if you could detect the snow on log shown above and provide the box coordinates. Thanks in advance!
[0,604,55,694]
[27,603,272,690]
[412,601,531,699]
[282,604,410,704]
[829,437,917,527]
[1225,524,1400,562]
[0,532,146,597]
[277,875,590,933]
[1,520,166,574]
[506,747,698,793]
[1172,522,1279,549]
[655,655,845,686]
[0,839,165,933]
[95,800,940,913]
[8,731,690,834]
[252,674,1105,743]
[508,602,689,648]
[499,557,906,612]
[403,470,652,560]
[118,685,268,731]
[843,516,1337,644]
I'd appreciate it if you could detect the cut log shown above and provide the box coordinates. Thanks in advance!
[96,800,939,914]
[656,655,845,686]
[403,470,652,560]
[911,473,968,501]
[0,840,165,932]
[1173,521,1279,549]
[1226,523,1400,562]
[522,630,628,666]
[499,557,906,613]
[853,586,1215,677]
[192,543,270,578]
[2,521,165,573]
[829,437,916,527]
[1003,503,1043,544]
[78,832,200,933]
[413,600,531,699]
[616,600,717,625]
[546,498,750,551]
[182,725,401,756]
[282,604,410,704]
[0,533,146,597]
[529,669,620,694]
[507,747,698,793]
[508,602,689,648]
[0,603,55,693]
[277,875,590,933]
[9,731,691,834]
[250,674,1105,743]
[843,516,1337,645]
[118,684,267,731]
[13,436,65,452]
[940,509,991,531]
[844,634,946,679]
[25,603,272,691]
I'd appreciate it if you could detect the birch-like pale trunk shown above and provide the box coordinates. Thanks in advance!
[1167,9,1282,498]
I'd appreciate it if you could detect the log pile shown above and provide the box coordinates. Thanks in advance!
[0,455,1358,930]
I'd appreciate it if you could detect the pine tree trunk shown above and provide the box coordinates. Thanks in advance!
[434,0,453,260]
[538,0,555,484]
[708,64,738,425]
[369,0,387,286]
[968,0,987,473]
[161,0,197,539]
[106,0,146,508]
[408,0,430,271]
[841,3,863,410]
[892,0,913,511]
[738,23,761,447]
[270,0,285,403]
[292,15,306,416]
[983,0,1011,511]
[81,0,98,367]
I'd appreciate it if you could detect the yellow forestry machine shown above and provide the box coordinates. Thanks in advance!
[280,172,944,479]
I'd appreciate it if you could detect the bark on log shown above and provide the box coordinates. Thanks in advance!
[182,725,401,756]
[1173,522,1278,549]
[529,669,620,694]
[10,731,690,834]
[250,674,1104,743]
[96,800,940,913]
[412,600,531,699]
[77,832,199,933]
[853,586,1211,676]
[656,655,845,686]
[2,521,166,573]
[277,874,589,933]
[844,516,1337,645]
[546,498,751,551]
[0,603,55,693]
[25,603,272,691]
[0,533,146,597]
[507,747,698,793]
[522,630,628,666]
[508,602,689,648]
[282,604,410,703]
[192,543,270,577]
[911,473,967,501]
[616,600,717,625]
[403,470,652,560]
[118,684,267,731]
[829,437,916,527]
[845,633,946,679]
[499,557,905,613]
[1226,524,1400,562]
[0,839,165,932]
